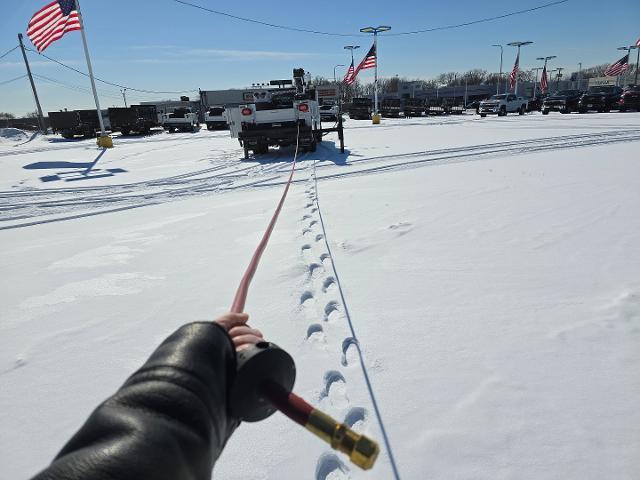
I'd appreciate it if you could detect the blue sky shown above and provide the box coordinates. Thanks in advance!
[1,0,639,115]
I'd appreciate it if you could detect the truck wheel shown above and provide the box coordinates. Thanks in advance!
[243,145,249,160]
[480,113,487,118]
[121,128,130,136]
[619,107,627,112]
[542,109,549,115]
[560,109,569,114]
[518,105,525,115]
[499,106,507,116]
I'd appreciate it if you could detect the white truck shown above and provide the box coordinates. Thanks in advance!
[162,107,199,132]
[227,68,321,159]
[204,106,227,130]
[478,94,528,117]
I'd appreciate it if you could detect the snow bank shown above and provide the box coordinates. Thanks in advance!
[0,127,29,144]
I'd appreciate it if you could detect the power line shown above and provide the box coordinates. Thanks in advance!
[0,45,19,60]
[0,74,27,86]
[171,0,569,37]
[25,47,198,94]
[386,0,569,35]
[32,73,124,101]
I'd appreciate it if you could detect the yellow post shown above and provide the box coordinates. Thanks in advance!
[372,113,381,124]
[97,135,113,148]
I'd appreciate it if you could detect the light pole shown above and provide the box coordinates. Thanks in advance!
[578,62,582,90]
[536,55,556,94]
[531,67,543,98]
[343,45,360,68]
[507,41,533,95]
[333,64,345,83]
[551,67,563,90]
[491,44,503,95]
[360,26,391,116]
[618,45,639,86]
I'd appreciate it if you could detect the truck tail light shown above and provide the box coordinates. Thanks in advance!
[241,107,253,116]
[298,103,309,112]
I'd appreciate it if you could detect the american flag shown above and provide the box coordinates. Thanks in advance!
[540,65,548,94]
[343,60,356,85]
[27,0,81,53]
[636,38,640,47]
[509,52,519,89]
[604,54,629,77]
[355,44,377,73]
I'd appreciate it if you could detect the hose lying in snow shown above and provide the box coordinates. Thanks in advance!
[227,124,379,470]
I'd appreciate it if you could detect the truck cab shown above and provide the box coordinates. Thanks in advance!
[162,107,199,133]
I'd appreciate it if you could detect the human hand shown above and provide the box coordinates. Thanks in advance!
[214,312,264,351]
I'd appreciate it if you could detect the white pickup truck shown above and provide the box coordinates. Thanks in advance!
[478,94,528,117]
[227,69,321,159]
[204,106,227,130]
[162,107,199,132]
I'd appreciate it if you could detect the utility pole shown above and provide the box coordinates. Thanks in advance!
[17,33,45,133]
[120,88,127,108]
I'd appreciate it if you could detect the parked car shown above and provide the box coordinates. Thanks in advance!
[319,104,339,122]
[541,90,583,114]
[618,85,640,112]
[478,94,528,117]
[578,85,623,113]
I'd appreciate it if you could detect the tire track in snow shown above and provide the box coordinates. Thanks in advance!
[3,130,637,230]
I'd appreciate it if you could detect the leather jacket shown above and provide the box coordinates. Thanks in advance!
[32,322,239,480]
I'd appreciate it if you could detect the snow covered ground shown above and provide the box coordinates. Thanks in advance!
[1,112,639,479]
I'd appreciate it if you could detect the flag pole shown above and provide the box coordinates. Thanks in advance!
[74,0,108,142]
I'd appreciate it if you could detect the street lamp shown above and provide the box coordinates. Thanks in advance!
[359,25,391,116]
[530,67,543,97]
[343,45,360,67]
[333,64,345,83]
[507,41,533,95]
[536,55,556,94]
[491,44,503,95]
[618,45,639,86]
[551,67,563,90]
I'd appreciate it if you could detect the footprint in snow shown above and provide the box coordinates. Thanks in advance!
[341,337,358,367]
[309,220,318,227]
[302,214,312,220]
[315,453,349,480]
[309,263,324,278]
[322,277,337,293]
[344,406,368,432]
[324,301,340,322]
[315,234,324,242]
[306,323,325,341]
[300,290,314,306]
[301,244,312,252]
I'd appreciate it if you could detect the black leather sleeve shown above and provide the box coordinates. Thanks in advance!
[32,322,240,480]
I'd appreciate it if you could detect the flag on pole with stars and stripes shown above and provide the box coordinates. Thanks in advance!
[636,37,640,47]
[27,0,81,53]
[540,64,548,94]
[343,60,356,85]
[509,52,519,89]
[604,54,629,77]
[355,43,377,74]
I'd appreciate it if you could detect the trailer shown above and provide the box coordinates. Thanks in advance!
[49,110,106,139]
[380,98,401,118]
[426,99,447,115]
[228,68,343,159]
[348,98,372,120]
[108,105,158,135]
[403,98,425,117]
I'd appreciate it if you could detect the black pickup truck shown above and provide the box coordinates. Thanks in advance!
[541,90,583,114]
[578,85,623,113]
[348,98,372,120]
[618,85,640,112]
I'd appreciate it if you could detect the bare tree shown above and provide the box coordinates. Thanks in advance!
[0,112,16,119]
[25,111,39,118]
